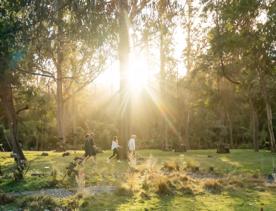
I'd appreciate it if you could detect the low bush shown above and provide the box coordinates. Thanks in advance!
[156,179,174,196]
[0,193,15,205]
[161,161,180,172]
[203,179,222,194]
[179,185,194,195]
[20,195,61,210]
[186,161,200,172]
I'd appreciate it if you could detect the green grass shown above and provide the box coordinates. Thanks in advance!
[1,149,276,210]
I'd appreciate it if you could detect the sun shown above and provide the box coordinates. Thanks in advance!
[95,52,151,94]
[127,54,149,93]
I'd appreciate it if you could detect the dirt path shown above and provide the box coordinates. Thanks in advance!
[9,185,117,198]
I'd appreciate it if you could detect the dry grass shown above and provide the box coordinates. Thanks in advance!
[186,160,200,173]
[202,179,223,194]
[20,195,60,210]
[156,178,175,195]
[161,161,180,172]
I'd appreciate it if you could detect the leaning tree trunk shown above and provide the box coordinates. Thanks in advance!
[259,73,276,152]
[118,0,131,159]
[0,77,26,179]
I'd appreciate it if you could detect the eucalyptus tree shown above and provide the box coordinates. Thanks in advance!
[134,0,180,149]
[202,0,276,151]
[0,0,32,178]
[115,0,152,158]
[29,0,113,147]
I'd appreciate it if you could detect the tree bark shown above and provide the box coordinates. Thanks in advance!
[183,0,192,150]
[185,110,190,149]
[56,0,65,148]
[159,23,168,150]
[118,0,131,159]
[259,73,276,152]
[0,77,26,175]
[226,111,233,148]
[249,97,259,152]
[186,0,192,74]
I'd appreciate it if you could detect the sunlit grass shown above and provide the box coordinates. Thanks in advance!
[1,149,276,210]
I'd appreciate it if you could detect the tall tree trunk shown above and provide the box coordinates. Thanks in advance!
[249,96,259,152]
[56,0,65,148]
[159,23,168,150]
[185,110,190,149]
[226,111,233,148]
[0,77,26,178]
[119,0,131,159]
[186,0,192,74]
[72,95,77,148]
[259,73,276,152]
[183,0,192,149]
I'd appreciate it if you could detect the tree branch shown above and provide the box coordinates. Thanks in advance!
[16,67,55,79]
[129,0,151,20]
[63,69,102,103]
[16,105,29,115]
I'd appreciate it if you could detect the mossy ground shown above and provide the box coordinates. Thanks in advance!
[1,149,276,210]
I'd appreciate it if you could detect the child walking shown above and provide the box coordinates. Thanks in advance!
[108,136,120,162]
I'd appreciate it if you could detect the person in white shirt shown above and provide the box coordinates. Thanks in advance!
[128,134,136,160]
[108,136,120,161]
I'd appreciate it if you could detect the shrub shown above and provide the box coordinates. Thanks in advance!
[161,161,180,172]
[203,179,222,194]
[20,195,60,210]
[186,161,200,172]
[140,191,151,200]
[156,179,174,196]
[0,193,15,205]
[41,152,48,156]
[209,166,214,172]
[227,178,244,188]
[142,178,150,191]
[180,175,189,182]
[179,186,194,195]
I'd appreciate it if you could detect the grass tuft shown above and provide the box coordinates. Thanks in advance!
[161,161,180,172]
[186,160,200,172]
[178,185,194,195]
[203,179,223,194]
[20,195,60,210]
[156,179,174,196]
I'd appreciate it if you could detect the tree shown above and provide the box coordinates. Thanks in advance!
[0,0,30,178]
[202,0,276,151]
[29,0,112,148]
[117,0,151,158]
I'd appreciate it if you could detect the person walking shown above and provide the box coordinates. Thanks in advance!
[84,133,97,161]
[108,136,120,162]
[128,134,136,161]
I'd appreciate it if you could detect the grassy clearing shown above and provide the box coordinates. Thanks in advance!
[1,149,276,210]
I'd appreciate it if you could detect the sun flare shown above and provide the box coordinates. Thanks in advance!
[127,54,149,93]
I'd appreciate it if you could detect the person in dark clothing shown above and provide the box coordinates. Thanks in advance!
[108,136,120,162]
[84,133,96,161]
